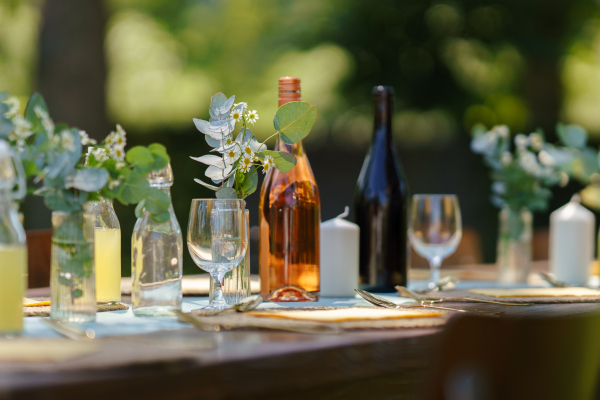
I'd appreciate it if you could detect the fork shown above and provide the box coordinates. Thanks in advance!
[396,286,532,306]
[355,289,503,316]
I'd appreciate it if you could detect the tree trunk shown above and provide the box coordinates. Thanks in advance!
[37,0,108,141]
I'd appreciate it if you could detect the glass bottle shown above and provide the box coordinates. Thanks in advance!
[50,209,96,323]
[259,77,321,302]
[0,140,27,334]
[131,163,183,316]
[354,86,409,292]
[88,198,121,305]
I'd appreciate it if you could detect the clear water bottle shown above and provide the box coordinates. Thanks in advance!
[0,140,27,335]
[131,163,182,316]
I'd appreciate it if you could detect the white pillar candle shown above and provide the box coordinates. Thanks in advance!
[550,195,595,286]
[320,207,359,297]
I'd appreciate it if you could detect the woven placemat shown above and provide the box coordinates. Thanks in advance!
[24,301,129,317]
[186,306,447,331]
[416,289,600,304]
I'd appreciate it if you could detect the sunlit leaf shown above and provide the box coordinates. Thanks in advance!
[273,101,317,145]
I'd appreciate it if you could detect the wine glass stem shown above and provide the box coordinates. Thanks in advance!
[210,268,228,307]
[429,257,442,286]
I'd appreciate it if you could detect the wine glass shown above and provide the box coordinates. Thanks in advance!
[187,199,248,310]
[408,194,462,290]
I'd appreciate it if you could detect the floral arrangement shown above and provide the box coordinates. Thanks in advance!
[1,92,171,222]
[1,92,171,300]
[191,92,317,199]
[470,123,597,212]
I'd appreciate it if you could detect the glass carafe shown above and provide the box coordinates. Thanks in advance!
[132,164,183,316]
[88,198,121,305]
[0,140,27,335]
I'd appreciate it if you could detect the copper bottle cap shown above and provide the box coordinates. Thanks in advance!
[278,77,301,105]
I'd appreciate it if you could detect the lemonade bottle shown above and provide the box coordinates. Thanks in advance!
[0,140,27,335]
[88,198,121,305]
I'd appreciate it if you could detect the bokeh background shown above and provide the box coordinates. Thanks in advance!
[2,0,600,275]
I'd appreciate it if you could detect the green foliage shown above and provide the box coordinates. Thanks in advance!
[193,92,316,199]
[256,150,297,173]
[273,102,318,145]
[556,123,587,148]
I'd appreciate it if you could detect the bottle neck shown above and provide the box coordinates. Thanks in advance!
[277,91,304,154]
[372,93,393,146]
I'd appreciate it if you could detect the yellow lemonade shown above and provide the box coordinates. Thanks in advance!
[0,245,26,334]
[94,228,121,304]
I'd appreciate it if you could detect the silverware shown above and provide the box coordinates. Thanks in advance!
[355,289,503,316]
[203,295,263,316]
[538,271,569,288]
[176,310,340,334]
[396,286,532,306]
[43,319,96,341]
[415,276,460,294]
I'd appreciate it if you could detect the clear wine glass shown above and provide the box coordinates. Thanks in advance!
[187,199,248,310]
[408,194,462,290]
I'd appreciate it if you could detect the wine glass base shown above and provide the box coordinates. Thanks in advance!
[201,303,231,311]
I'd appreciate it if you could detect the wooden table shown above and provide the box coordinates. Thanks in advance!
[4,287,600,400]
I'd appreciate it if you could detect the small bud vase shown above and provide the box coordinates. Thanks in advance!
[50,209,96,323]
[210,210,250,305]
[496,206,532,284]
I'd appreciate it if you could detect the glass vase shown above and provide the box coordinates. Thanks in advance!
[50,210,96,323]
[496,206,532,284]
[210,210,250,305]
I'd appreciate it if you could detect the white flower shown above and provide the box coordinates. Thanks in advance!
[519,151,540,176]
[116,161,126,170]
[492,125,509,139]
[239,154,254,173]
[108,179,121,190]
[230,104,245,122]
[235,128,265,158]
[79,130,96,145]
[246,110,259,124]
[223,147,241,165]
[92,147,109,162]
[529,133,544,151]
[110,145,126,161]
[537,150,555,166]
[60,130,76,152]
[262,155,274,173]
[501,152,512,166]
[34,106,54,137]
[4,97,19,118]
[514,134,529,149]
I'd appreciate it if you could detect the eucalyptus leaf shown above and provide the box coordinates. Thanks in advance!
[273,101,317,145]
[151,211,171,223]
[24,92,48,124]
[44,189,88,212]
[557,123,587,148]
[144,188,170,215]
[240,168,258,197]
[256,150,297,173]
[126,146,154,172]
[216,187,238,199]
[209,92,235,115]
[148,143,170,171]
[0,118,13,136]
[206,164,234,182]
[71,289,83,298]
[65,168,109,192]
[194,178,219,191]
[118,173,150,204]
[191,155,226,169]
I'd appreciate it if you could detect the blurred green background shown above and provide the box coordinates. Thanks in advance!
[2,0,600,274]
